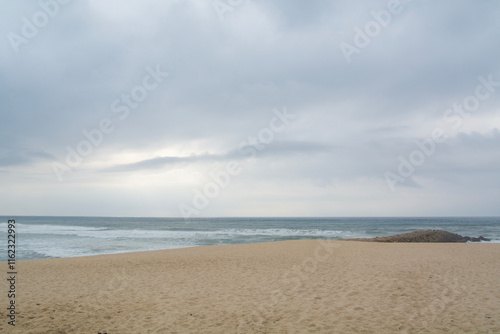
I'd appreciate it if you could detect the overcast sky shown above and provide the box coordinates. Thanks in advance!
[1,0,499,217]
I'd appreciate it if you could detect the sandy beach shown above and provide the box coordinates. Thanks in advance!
[2,240,500,333]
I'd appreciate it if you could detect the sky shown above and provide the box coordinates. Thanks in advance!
[1,0,499,217]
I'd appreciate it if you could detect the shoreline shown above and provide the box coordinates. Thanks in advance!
[2,240,499,333]
[7,236,500,263]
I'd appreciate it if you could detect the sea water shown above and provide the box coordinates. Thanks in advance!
[1,216,499,260]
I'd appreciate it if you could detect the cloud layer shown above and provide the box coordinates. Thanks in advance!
[1,0,499,216]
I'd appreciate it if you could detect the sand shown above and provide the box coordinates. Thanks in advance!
[2,240,500,333]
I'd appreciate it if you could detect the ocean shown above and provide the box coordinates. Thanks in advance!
[1,216,499,260]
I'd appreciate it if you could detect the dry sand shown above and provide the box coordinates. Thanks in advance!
[2,240,499,333]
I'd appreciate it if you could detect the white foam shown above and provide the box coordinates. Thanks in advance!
[0,223,352,240]
[482,239,500,243]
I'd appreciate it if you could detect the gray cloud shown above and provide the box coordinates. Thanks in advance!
[0,148,54,167]
[105,140,334,172]
[0,0,499,216]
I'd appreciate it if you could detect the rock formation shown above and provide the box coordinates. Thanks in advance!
[348,230,491,243]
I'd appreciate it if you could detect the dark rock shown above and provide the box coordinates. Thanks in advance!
[462,235,491,242]
[347,230,490,243]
